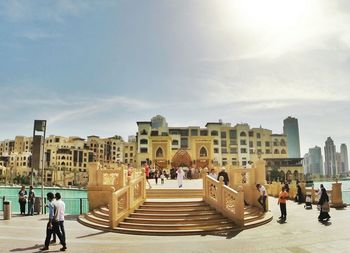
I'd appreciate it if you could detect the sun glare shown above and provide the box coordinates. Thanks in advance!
[232,0,309,32]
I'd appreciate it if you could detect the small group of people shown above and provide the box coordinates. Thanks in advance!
[18,185,35,216]
[208,167,230,186]
[274,182,331,223]
[40,192,67,251]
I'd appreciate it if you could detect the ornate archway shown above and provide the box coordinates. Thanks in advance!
[171,149,192,168]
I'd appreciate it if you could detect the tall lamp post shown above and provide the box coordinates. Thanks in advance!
[32,120,47,214]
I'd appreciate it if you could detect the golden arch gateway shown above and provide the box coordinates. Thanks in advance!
[171,149,192,168]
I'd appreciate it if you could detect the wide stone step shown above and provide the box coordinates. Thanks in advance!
[129,212,223,219]
[115,224,238,235]
[134,208,217,215]
[78,215,110,230]
[142,201,207,207]
[146,189,203,199]
[138,205,214,211]
[92,209,109,219]
[85,213,109,226]
[123,216,230,225]
[118,221,235,231]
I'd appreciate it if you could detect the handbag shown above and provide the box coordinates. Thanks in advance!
[321,201,330,212]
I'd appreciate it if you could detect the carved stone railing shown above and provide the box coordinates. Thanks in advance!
[203,175,244,227]
[110,174,146,227]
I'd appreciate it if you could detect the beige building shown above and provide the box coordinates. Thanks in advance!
[136,115,289,170]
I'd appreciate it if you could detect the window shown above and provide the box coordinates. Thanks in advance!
[249,141,253,147]
[214,148,219,153]
[221,140,227,147]
[265,141,270,147]
[230,148,237,154]
[140,129,148,135]
[274,149,280,154]
[229,130,237,138]
[266,149,271,154]
[140,148,148,153]
[200,147,208,157]
[222,148,228,154]
[281,149,287,154]
[200,130,208,136]
[125,153,128,158]
[240,131,247,137]
[240,140,247,145]
[242,161,247,166]
[140,139,148,145]
[211,130,218,136]
[172,140,179,145]
[181,138,188,148]
[213,140,219,145]
[241,148,247,153]
[221,131,227,138]
[280,139,286,146]
[257,133,261,138]
[191,129,198,136]
[249,131,254,137]
[250,149,254,154]
[156,147,164,157]
[257,141,261,147]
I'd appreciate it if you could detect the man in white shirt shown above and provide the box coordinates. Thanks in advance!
[54,192,67,251]
[256,184,267,212]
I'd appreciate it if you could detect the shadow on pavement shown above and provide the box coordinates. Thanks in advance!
[76,231,108,239]
[10,244,43,252]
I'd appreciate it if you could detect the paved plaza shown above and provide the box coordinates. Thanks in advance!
[0,193,349,253]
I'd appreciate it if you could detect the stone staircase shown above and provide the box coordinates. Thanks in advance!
[78,199,272,235]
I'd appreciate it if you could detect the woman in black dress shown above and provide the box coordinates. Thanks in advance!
[318,185,331,222]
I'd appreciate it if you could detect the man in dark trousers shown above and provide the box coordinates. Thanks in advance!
[40,192,67,251]
[217,167,229,186]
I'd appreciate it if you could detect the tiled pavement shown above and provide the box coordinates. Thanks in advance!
[0,196,349,253]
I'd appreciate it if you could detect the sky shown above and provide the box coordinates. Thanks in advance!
[0,0,350,155]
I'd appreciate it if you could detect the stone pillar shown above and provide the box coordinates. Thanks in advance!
[331,182,344,208]
[88,162,100,187]
[255,159,266,185]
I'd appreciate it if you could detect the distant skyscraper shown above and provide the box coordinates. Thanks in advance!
[283,116,301,158]
[303,153,310,174]
[308,146,323,175]
[324,137,337,177]
[340,144,349,174]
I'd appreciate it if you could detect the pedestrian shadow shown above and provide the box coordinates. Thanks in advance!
[76,231,108,239]
[320,221,332,226]
[64,214,79,220]
[10,244,43,252]
[200,229,243,239]
[277,219,287,224]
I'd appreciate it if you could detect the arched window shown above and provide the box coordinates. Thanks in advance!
[274,149,280,154]
[240,131,247,137]
[140,129,148,135]
[156,147,164,158]
[61,156,65,160]
[211,130,218,136]
[140,139,148,145]
[172,140,179,145]
[273,139,279,146]
[61,162,65,166]
[199,146,208,157]
[281,149,286,154]
[280,139,286,146]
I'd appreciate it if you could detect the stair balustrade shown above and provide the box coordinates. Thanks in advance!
[203,175,245,227]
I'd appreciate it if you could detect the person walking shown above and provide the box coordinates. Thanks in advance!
[209,169,217,180]
[217,167,229,186]
[54,192,67,251]
[296,184,303,204]
[144,162,152,189]
[318,185,331,222]
[40,192,66,251]
[278,186,289,220]
[18,185,27,215]
[27,185,35,216]
[256,184,267,212]
[177,167,184,188]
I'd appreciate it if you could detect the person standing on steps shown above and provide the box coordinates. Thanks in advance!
[256,184,267,212]
[278,186,289,220]
[217,167,229,186]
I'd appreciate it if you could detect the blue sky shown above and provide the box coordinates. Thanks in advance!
[1,0,350,155]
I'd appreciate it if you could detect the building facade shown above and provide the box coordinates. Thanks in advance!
[283,116,301,158]
[340,144,349,175]
[324,137,337,177]
[136,115,289,170]
[304,146,323,175]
